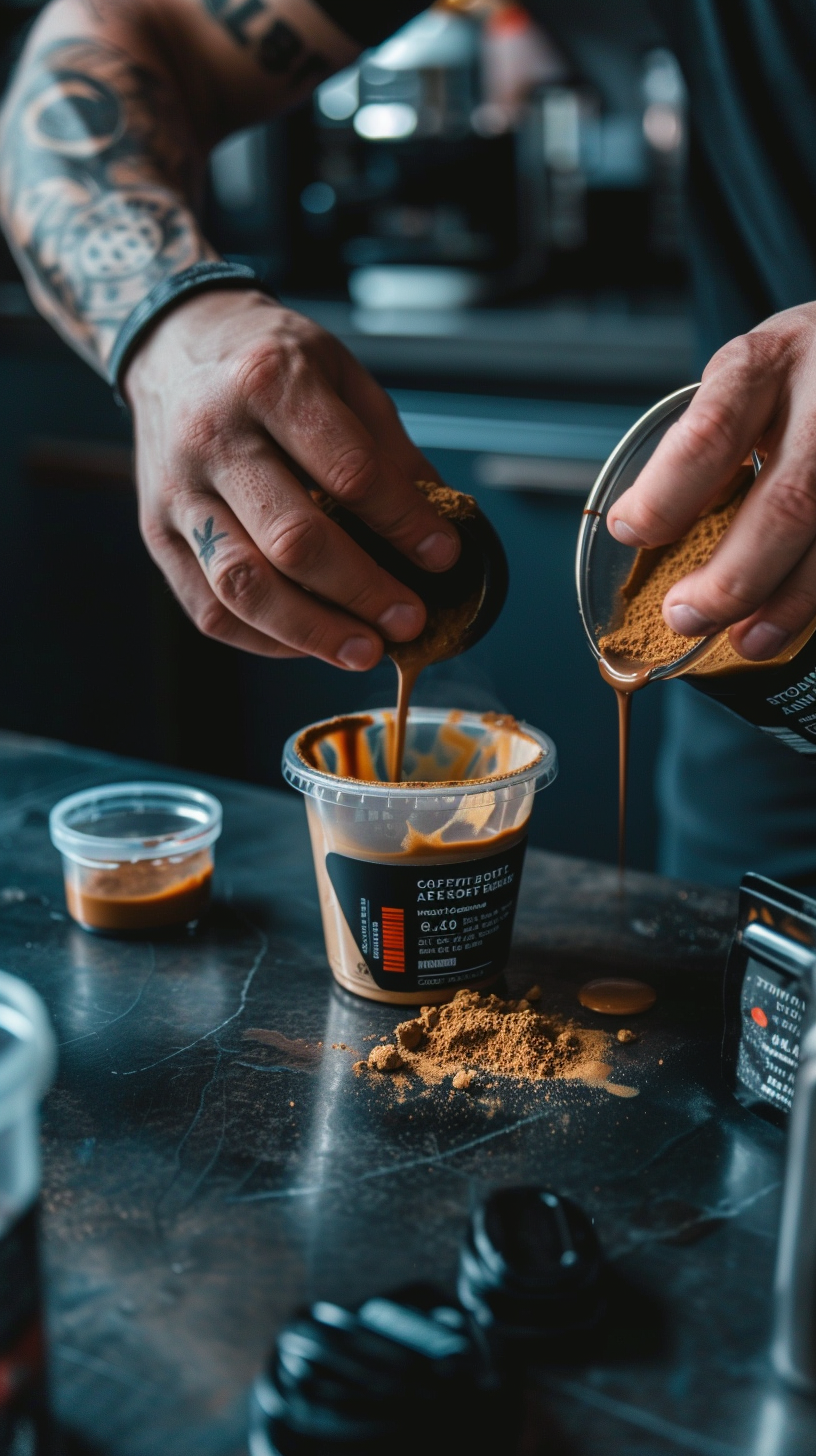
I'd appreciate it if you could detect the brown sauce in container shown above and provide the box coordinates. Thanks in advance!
[65,852,213,931]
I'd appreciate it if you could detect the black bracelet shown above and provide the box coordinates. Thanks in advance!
[108,260,274,405]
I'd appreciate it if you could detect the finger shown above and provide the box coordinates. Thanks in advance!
[211,437,427,643]
[662,413,816,636]
[607,334,785,548]
[240,345,460,571]
[728,531,816,661]
[148,533,307,659]
[336,352,436,477]
[170,496,386,669]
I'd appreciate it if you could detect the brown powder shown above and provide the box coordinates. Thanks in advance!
[598,467,755,668]
[359,987,635,1094]
[413,479,478,523]
[368,1043,404,1072]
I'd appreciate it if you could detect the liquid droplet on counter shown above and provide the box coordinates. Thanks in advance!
[578,978,657,1015]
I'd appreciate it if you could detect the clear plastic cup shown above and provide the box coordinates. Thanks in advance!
[49,782,222,935]
[282,709,557,1004]
[1,971,57,1451]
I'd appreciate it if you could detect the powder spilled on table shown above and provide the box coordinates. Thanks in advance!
[355,987,638,1097]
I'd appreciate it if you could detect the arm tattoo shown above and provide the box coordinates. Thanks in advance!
[194,516,229,567]
[205,0,330,84]
[0,39,208,373]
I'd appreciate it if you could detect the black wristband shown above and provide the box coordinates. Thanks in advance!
[108,260,274,405]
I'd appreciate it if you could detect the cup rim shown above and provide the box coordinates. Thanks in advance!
[575,383,721,684]
[49,781,223,865]
[282,706,557,805]
[0,971,56,1132]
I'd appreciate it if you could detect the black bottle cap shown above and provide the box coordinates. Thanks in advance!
[250,1286,506,1456]
[316,487,508,659]
[457,1186,604,1338]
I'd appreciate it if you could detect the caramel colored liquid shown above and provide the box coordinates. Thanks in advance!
[578,977,657,1015]
[389,660,423,784]
[387,592,483,782]
[598,657,652,873]
[65,855,213,931]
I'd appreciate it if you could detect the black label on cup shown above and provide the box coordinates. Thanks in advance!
[325,839,527,993]
[691,633,816,756]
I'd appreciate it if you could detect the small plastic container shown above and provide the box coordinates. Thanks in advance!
[1,971,57,1452]
[49,782,222,935]
[283,708,556,1004]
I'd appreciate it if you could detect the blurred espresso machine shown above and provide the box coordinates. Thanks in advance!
[208,0,688,308]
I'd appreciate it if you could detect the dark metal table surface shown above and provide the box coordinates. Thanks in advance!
[1,729,814,1456]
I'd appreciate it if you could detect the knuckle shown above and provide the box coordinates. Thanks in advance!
[212,558,268,614]
[265,512,323,573]
[711,326,792,380]
[770,478,816,533]
[232,340,292,409]
[297,617,337,659]
[377,497,424,539]
[175,406,229,470]
[324,447,378,504]
[679,400,742,462]
[778,582,816,622]
[139,510,170,558]
[194,598,231,640]
[708,580,756,618]
[624,500,677,543]
[343,581,382,618]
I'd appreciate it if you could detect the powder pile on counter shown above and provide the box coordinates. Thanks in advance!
[357,986,614,1087]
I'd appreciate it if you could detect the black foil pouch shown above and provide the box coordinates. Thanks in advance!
[722,873,816,1127]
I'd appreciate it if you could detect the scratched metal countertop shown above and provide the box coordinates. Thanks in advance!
[1,729,813,1456]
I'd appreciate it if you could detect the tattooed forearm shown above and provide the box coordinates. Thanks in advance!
[194,516,228,566]
[0,37,209,372]
[0,0,356,375]
[205,0,330,84]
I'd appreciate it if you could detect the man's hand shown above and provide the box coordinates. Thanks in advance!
[607,303,816,661]
[126,290,460,665]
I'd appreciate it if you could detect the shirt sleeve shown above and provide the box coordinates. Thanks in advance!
[313,0,429,48]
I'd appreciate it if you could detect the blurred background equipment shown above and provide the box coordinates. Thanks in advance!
[205,0,687,306]
[249,1283,509,1456]
[0,0,694,871]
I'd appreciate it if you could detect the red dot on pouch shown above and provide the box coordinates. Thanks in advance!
[751,1006,768,1028]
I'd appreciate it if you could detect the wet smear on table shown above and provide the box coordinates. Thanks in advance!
[242,1028,323,1067]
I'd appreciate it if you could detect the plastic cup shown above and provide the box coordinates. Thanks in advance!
[282,708,557,1005]
[0,971,57,1451]
[49,782,222,935]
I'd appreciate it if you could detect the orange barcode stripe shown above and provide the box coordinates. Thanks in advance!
[381,906,405,972]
